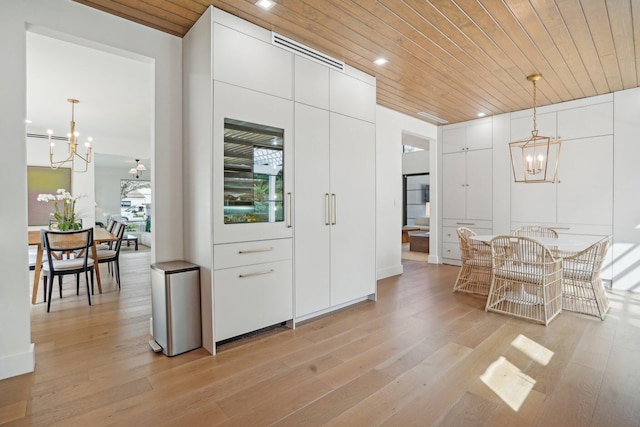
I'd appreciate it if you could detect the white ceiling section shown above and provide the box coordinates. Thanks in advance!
[26,31,153,166]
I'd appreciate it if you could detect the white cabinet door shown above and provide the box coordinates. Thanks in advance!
[466,149,493,220]
[329,70,376,123]
[465,121,492,151]
[329,113,376,306]
[212,81,294,244]
[294,104,331,317]
[557,136,613,225]
[442,127,466,154]
[442,152,466,219]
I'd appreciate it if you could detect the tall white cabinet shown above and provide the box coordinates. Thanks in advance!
[441,119,493,264]
[183,7,376,352]
[293,56,376,320]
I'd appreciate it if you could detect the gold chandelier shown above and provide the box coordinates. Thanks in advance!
[49,98,93,173]
[509,74,561,183]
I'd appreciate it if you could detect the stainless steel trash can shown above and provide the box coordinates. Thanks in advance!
[150,261,201,356]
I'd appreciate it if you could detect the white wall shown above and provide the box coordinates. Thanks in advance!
[0,0,182,380]
[376,105,437,279]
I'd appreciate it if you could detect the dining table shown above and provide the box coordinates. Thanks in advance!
[469,234,597,256]
[28,227,118,304]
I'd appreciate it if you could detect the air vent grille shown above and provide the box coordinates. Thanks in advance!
[418,111,448,124]
[272,33,344,71]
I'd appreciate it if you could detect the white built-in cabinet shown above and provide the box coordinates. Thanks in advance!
[510,101,613,236]
[441,120,493,264]
[293,56,376,320]
[183,7,376,351]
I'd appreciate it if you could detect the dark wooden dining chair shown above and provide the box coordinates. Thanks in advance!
[90,222,126,288]
[40,228,95,312]
[486,235,563,326]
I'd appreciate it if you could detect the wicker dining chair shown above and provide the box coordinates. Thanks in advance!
[561,236,611,320]
[485,235,563,326]
[452,227,492,296]
[512,225,558,239]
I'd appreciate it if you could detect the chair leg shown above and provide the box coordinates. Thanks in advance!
[115,260,121,288]
[58,276,63,299]
[47,276,54,312]
[85,270,92,306]
[42,275,47,303]
[76,273,80,295]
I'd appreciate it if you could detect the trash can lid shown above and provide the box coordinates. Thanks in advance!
[151,260,200,274]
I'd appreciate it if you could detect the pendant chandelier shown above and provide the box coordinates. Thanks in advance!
[129,159,146,179]
[509,74,561,183]
[49,98,93,173]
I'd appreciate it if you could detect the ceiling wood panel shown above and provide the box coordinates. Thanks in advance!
[73,0,640,125]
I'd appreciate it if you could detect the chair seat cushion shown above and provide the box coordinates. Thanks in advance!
[494,262,543,285]
[563,265,593,282]
[42,258,94,272]
[466,257,492,267]
[89,250,116,260]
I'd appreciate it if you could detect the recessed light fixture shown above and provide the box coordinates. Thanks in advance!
[477,112,486,117]
[24,119,32,124]
[255,0,276,10]
[374,57,388,66]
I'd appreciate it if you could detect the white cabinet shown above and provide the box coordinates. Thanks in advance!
[213,239,292,341]
[212,81,294,245]
[442,119,492,153]
[441,120,493,264]
[294,103,331,316]
[294,106,376,319]
[442,149,492,221]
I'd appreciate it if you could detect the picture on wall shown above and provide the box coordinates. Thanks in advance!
[27,166,71,226]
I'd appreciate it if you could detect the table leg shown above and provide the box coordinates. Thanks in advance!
[31,247,43,305]
[92,243,103,294]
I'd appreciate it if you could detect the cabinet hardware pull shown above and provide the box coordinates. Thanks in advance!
[238,247,274,254]
[287,192,292,228]
[325,193,330,225]
[456,222,475,225]
[331,193,337,225]
[239,269,274,278]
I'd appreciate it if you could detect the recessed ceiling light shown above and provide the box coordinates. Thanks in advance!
[256,0,275,10]
[24,119,32,124]
[374,58,388,66]
[477,112,486,117]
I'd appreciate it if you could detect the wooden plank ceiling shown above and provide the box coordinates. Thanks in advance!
[74,0,640,125]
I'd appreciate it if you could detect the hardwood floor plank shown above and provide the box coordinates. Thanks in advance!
[0,401,27,425]
[326,342,472,426]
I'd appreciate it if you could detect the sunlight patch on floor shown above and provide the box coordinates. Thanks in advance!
[480,356,536,412]
[511,334,554,366]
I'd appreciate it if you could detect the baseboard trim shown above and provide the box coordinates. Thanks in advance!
[377,264,403,279]
[0,343,35,380]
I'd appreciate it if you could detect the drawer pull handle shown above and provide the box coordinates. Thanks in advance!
[239,247,274,254]
[287,192,292,228]
[456,222,475,225]
[239,269,275,278]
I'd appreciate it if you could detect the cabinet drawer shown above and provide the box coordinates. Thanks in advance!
[442,242,460,260]
[214,259,292,342]
[442,227,458,244]
[214,239,292,270]
[442,219,492,230]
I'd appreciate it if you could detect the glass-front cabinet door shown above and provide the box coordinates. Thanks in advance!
[223,119,284,224]
[213,81,293,244]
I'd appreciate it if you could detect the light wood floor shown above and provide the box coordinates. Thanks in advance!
[2,252,640,426]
